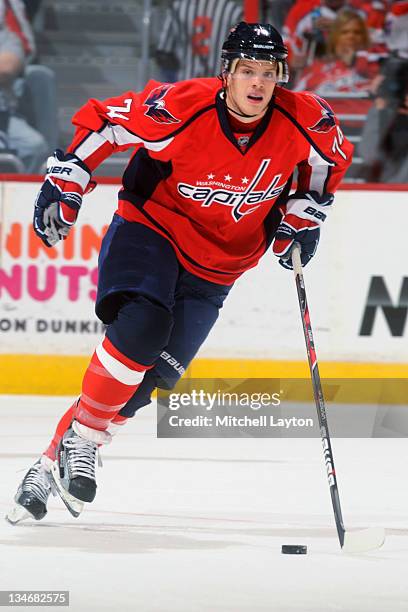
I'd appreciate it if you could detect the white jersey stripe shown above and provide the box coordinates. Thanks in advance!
[110,124,174,150]
[307,145,331,194]
[76,122,174,154]
[75,127,115,159]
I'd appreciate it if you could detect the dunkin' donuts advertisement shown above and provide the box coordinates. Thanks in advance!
[0,181,406,364]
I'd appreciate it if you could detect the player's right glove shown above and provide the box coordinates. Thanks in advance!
[272,191,334,269]
[33,149,94,247]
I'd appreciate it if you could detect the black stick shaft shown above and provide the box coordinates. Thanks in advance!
[291,245,346,547]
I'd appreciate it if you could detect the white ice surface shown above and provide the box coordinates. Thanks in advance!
[0,395,407,612]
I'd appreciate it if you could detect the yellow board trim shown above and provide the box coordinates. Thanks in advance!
[0,355,407,400]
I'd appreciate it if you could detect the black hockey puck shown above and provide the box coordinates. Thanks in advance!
[281,545,307,555]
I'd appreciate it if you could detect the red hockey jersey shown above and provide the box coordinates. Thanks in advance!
[69,78,353,284]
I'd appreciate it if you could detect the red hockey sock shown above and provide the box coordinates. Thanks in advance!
[74,337,150,431]
[43,338,149,460]
[43,401,77,461]
[111,414,129,426]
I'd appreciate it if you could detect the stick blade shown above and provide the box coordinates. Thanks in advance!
[342,527,385,553]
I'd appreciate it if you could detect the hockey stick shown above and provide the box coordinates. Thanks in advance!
[290,243,385,553]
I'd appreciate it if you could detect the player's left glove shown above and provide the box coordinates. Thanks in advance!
[272,191,334,269]
[33,149,95,247]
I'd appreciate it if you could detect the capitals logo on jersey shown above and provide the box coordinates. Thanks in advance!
[143,85,181,124]
[178,159,286,222]
[307,95,336,133]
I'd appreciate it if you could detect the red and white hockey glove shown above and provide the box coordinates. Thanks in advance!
[272,191,334,269]
[33,149,96,247]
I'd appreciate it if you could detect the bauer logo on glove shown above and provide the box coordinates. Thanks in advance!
[273,191,334,269]
[33,149,95,248]
[47,165,74,177]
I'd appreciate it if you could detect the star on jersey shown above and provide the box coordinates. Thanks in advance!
[241,177,249,184]
[224,174,232,181]
[207,173,215,179]
[143,85,181,124]
[307,95,336,133]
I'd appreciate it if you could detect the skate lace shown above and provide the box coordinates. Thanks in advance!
[22,464,51,504]
[64,437,98,480]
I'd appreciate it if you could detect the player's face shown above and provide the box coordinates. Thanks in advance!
[226,60,277,122]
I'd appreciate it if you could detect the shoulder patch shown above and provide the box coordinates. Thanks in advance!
[143,84,181,125]
[306,94,336,134]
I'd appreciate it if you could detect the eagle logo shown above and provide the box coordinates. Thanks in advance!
[143,85,181,124]
[307,95,336,133]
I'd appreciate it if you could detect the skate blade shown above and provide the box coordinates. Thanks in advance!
[50,462,84,518]
[5,504,31,525]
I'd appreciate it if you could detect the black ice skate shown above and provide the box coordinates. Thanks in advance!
[6,457,54,524]
[50,420,111,518]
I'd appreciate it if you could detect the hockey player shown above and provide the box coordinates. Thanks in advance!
[7,22,353,523]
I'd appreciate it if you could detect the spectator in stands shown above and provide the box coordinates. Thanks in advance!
[358,74,408,182]
[358,2,408,182]
[358,1,388,45]
[0,0,47,172]
[293,10,384,98]
[284,0,350,72]
[155,0,242,81]
[384,0,408,60]
[283,0,387,73]
[380,86,408,182]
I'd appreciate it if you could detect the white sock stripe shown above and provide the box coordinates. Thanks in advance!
[74,408,111,432]
[88,362,114,379]
[80,393,126,413]
[95,342,146,386]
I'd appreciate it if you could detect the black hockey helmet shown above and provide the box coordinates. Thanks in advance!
[221,22,289,83]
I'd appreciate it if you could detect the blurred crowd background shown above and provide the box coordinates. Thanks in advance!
[0,0,406,183]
